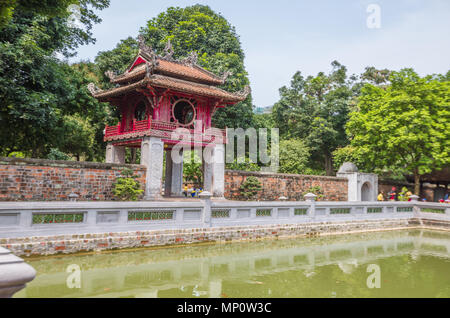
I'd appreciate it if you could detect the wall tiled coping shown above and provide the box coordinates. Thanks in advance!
[0,157,145,171]
[225,169,348,182]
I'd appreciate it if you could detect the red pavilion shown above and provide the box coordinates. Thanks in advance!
[88,37,249,199]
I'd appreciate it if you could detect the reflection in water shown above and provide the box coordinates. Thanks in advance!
[15,229,450,298]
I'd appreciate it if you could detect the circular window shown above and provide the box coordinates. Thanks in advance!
[172,99,196,126]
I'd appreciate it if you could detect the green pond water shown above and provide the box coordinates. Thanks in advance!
[15,229,450,298]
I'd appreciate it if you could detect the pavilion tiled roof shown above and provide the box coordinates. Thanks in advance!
[89,37,249,103]
[110,58,225,86]
[91,74,249,103]
[88,39,250,104]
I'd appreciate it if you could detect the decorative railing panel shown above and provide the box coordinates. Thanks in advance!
[104,119,226,142]
[32,213,84,224]
[128,210,175,222]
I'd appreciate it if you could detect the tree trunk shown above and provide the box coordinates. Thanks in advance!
[414,169,421,196]
[324,152,334,176]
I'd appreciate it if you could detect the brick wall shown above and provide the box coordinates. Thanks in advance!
[0,157,146,201]
[224,170,348,201]
[1,157,437,202]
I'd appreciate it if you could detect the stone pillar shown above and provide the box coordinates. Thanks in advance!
[105,143,114,163]
[410,195,420,217]
[203,156,213,193]
[199,191,212,227]
[171,160,183,196]
[115,146,125,164]
[164,151,173,197]
[304,193,317,219]
[170,148,184,196]
[0,247,36,298]
[212,144,225,198]
[164,149,184,197]
[105,143,125,164]
[141,136,164,200]
[203,144,225,198]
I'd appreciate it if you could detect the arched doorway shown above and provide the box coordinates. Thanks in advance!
[361,182,372,201]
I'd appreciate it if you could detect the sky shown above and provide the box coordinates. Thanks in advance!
[70,0,450,107]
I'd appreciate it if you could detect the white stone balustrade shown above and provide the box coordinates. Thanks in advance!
[0,200,448,239]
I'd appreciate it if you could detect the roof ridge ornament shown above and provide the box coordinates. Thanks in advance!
[221,71,232,83]
[145,61,155,78]
[163,39,175,61]
[180,51,198,66]
[87,83,103,96]
[236,85,251,99]
[104,70,116,81]
[138,35,155,56]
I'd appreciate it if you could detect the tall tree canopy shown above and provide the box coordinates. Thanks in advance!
[0,0,78,28]
[96,4,254,129]
[346,69,450,194]
[0,0,110,159]
[272,61,356,175]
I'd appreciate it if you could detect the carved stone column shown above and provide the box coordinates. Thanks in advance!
[212,144,225,198]
[141,136,164,200]
[105,143,125,164]
[164,151,173,197]
[203,155,213,193]
[114,146,126,164]
[105,143,114,163]
[170,148,184,196]
[164,148,184,197]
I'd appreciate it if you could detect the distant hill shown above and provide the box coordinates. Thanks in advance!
[254,105,273,114]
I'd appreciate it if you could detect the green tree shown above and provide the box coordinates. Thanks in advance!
[183,151,203,186]
[95,36,139,88]
[346,69,450,194]
[360,66,392,85]
[239,176,262,200]
[47,148,71,161]
[112,168,144,201]
[61,62,113,161]
[0,0,80,29]
[272,61,355,175]
[226,158,260,172]
[0,1,110,158]
[332,146,366,171]
[58,114,95,161]
[278,139,310,174]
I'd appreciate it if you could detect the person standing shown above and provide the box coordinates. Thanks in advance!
[377,192,384,201]
[388,187,397,201]
[406,190,413,201]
